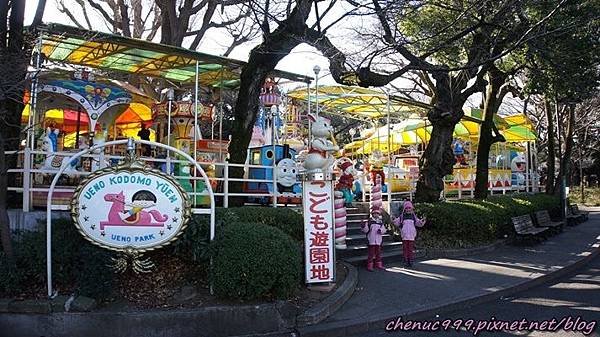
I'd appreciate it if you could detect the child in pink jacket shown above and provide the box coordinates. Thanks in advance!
[361,207,387,271]
[393,201,426,268]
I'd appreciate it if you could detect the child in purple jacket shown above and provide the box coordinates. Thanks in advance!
[393,201,426,268]
[361,207,387,271]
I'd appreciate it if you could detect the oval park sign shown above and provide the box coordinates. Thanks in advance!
[71,163,191,252]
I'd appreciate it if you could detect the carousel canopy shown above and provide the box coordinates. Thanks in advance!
[286,85,428,120]
[22,102,152,133]
[345,111,537,155]
[37,23,312,87]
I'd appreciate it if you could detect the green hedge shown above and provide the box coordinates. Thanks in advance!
[176,207,303,263]
[0,219,114,299]
[409,194,560,248]
[210,222,302,300]
[219,207,303,242]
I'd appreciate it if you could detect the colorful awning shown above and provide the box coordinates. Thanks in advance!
[286,85,427,120]
[37,23,311,87]
[344,112,537,155]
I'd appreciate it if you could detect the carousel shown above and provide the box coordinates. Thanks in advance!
[12,23,539,214]
[13,23,311,211]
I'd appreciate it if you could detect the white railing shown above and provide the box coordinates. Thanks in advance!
[6,148,542,210]
[7,147,299,212]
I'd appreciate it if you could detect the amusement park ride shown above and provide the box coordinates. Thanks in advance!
[11,23,540,214]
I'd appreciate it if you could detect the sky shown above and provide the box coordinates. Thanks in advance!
[23,0,339,87]
[23,0,524,114]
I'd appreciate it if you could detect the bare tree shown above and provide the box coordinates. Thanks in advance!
[0,0,47,258]
[57,0,258,51]
[304,0,569,202]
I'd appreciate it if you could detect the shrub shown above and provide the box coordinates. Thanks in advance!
[224,207,304,242]
[403,194,560,248]
[211,222,302,300]
[0,218,114,299]
[175,207,303,263]
[76,245,114,299]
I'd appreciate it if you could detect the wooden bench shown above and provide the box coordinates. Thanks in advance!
[512,215,549,241]
[571,204,589,222]
[566,205,584,225]
[534,210,564,233]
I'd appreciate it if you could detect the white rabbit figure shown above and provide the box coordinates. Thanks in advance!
[303,114,339,173]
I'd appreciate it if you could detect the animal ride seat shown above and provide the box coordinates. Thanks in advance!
[123,212,140,224]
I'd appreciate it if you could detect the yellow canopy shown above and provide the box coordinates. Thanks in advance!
[345,112,537,155]
[286,85,425,120]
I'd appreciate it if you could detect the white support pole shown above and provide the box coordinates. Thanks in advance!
[28,35,43,150]
[271,106,278,208]
[307,81,311,145]
[533,141,539,192]
[458,171,462,199]
[46,139,217,298]
[224,162,229,208]
[194,61,199,205]
[22,147,31,212]
[386,92,391,206]
[166,89,173,174]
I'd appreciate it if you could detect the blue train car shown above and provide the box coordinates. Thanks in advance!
[244,145,301,204]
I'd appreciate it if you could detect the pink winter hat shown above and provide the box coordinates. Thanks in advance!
[403,201,414,211]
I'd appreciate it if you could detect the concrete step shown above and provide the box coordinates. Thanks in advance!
[337,241,403,258]
[344,249,426,266]
[346,212,370,218]
[344,233,393,246]
[346,218,368,225]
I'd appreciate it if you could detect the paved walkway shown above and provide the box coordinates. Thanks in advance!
[298,208,600,336]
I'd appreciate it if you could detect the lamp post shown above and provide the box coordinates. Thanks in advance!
[270,104,279,208]
[166,88,175,174]
[313,65,321,117]
[349,128,357,159]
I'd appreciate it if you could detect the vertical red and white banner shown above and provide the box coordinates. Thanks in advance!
[303,180,335,284]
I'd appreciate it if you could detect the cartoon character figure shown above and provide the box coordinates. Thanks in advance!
[303,114,339,173]
[276,158,298,193]
[101,191,168,228]
[40,127,79,174]
[85,85,112,108]
[453,139,468,166]
[336,160,357,207]
[367,149,385,185]
[120,190,158,222]
[511,152,527,187]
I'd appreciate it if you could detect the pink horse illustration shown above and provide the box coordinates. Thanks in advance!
[100,191,168,230]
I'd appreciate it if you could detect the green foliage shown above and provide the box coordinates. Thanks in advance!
[0,219,114,299]
[569,187,600,207]
[210,223,302,300]
[0,253,22,294]
[76,245,114,299]
[222,207,304,242]
[175,207,302,263]
[404,194,560,248]
[524,0,600,101]
[399,2,474,67]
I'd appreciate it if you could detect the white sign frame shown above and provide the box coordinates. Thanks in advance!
[45,139,215,297]
[303,180,336,284]
[71,163,192,252]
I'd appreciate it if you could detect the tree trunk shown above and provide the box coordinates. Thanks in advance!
[0,132,13,258]
[227,1,313,206]
[415,70,465,203]
[0,0,45,257]
[474,69,507,199]
[545,98,556,194]
[415,116,457,202]
[556,103,575,193]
